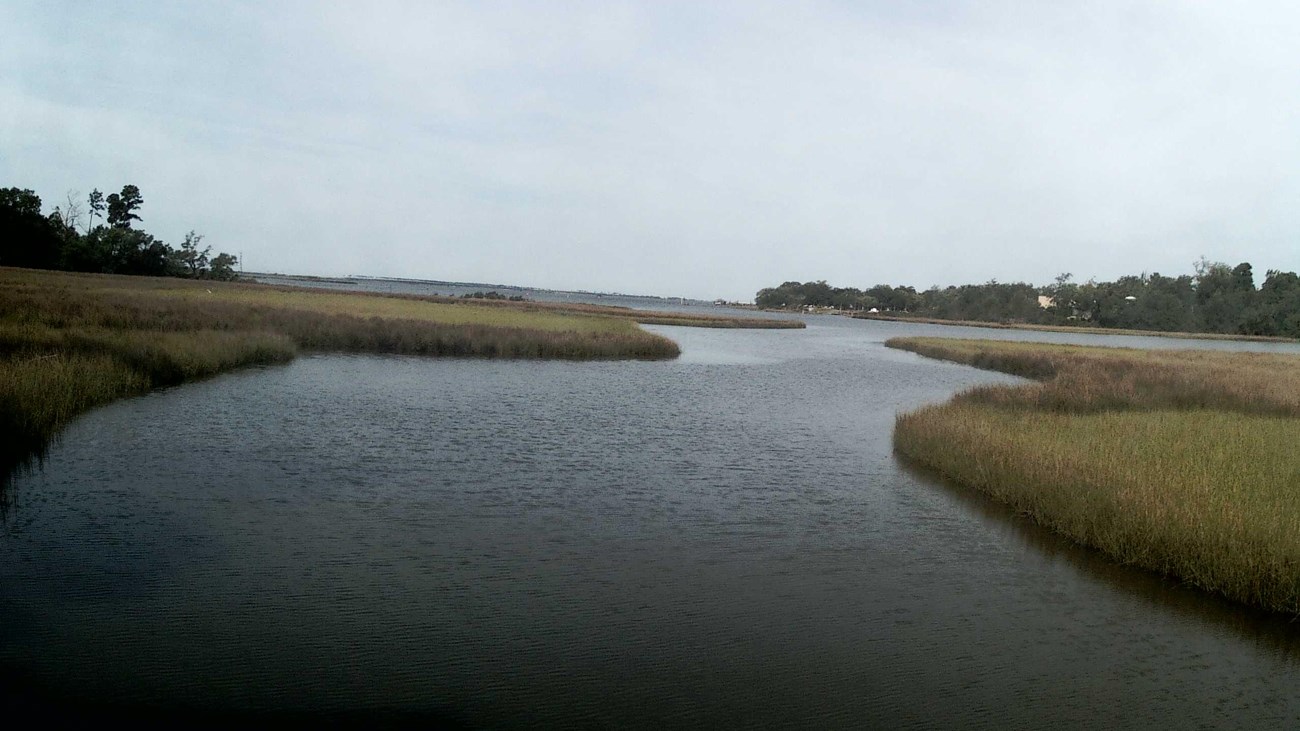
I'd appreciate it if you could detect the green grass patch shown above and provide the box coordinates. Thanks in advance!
[888,336,1300,614]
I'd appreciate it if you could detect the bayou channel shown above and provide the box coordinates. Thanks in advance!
[4,297,1300,728]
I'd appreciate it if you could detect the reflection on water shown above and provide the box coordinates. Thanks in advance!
[2,315,1300,729]
[897,456,1300,663]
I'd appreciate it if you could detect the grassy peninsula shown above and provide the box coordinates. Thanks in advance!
[0,267,788,483]
[388,295,805,330]
[888,336,1300,614]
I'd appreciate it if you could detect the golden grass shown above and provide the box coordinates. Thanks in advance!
[147,287,635,334]
[235,276,804,329]
[419,296,806,329]
[0,267,685,482]
[888,336,1300,613]
[889,337,1300,416]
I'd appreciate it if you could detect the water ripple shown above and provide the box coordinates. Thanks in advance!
[3,318,1300,727]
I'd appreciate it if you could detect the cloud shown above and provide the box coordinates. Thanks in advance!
[3,1,1299,300]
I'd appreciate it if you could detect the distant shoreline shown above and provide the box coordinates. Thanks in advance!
[247,271,712,305]
[852,312,1297,343]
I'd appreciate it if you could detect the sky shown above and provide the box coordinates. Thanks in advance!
[3,1,1299,301]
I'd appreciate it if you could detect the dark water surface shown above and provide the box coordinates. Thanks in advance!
[4,316,1300,728]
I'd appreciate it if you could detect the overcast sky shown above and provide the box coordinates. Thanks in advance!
[3,2,1298,300]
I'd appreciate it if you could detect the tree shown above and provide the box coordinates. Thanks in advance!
[169,230,210,277]
[47,207,80,244]
[44,191,85,235]
[209,252,239,281]
[1232,262,1255,292]
[1195,259,1256,334]
[1046,272,1081,322]
[87,188,105,234]
[0,187,42,217]
[3,180,241,282]
[86,227,168,275]
[1243,270,1300,337]
[106,184,143,228]
[756,283,805,309]
[0,188,62,268]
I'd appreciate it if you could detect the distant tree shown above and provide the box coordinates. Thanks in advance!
[1046,272,1081,322]
[46,206,81,245]
[801,280,834,307]
[1232,262,1255,291]
[169,230,211,277]
[3,181,243,282]
[831,286,873,310]
[753,263,1300,336]
[0,187,62,268]
[209,252,239,281]
[0,187,42,217]
[106,184,143,228]
[1134,273,1197,332]
[1194,259,1256,333]
[60,227,108,272]
[1243,270,1300,337]
[86,188,105,234]
[756,282,808,309]
[47,190,84,234]
[866,284,921,312]
[88,227,169,275]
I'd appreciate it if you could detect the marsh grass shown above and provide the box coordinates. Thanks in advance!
[889,337,1300,417]
[0,267,686,484]
[192,278,805,329]
[393,295,806,329]
[887,336,1300,614]
[858,313,1293,343]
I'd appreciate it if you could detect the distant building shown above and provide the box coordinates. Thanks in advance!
[1037,295,1055,309]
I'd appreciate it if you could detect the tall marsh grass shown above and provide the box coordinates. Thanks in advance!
[0,267,683,483]
[887,336,1300,614]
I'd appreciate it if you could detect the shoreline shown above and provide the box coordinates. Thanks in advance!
[2,267,762,485]
[851,312,1296,343]
[252,278,805,330]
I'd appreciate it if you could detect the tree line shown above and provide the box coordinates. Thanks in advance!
[0,184,238,280]
[756,260,1300,338]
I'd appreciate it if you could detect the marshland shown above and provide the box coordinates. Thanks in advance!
[889,336,1300,613]
[0,267,796,483]
[7,304,1300,728]
[11,2,1300,726]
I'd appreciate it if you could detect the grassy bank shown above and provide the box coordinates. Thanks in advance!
[856,312,1293,343]
[426,297,804,329]
[887,336,1300,614]
[0,267,690,482]
[267,289,805,329]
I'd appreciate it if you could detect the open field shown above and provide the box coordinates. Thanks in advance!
[887,336,1300,614]
[0,267,720,482]
[855,312,1294,343]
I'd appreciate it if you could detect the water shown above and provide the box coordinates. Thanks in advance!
[3,316,1300,727]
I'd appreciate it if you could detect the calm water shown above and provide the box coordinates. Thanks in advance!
[4,316,1300,728]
